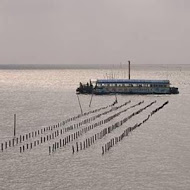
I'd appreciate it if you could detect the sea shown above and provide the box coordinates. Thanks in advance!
[0,64,190,190]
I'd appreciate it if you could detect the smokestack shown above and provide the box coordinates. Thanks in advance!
[128,60,131,80]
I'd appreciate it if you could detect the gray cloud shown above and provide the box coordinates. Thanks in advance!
[0,0,190,65]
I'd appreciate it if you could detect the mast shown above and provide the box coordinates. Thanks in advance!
[128,60,131,80]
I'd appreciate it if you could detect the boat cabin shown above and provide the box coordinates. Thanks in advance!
[93,79,178,94]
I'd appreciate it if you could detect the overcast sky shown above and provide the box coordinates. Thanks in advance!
[0,0,190,65]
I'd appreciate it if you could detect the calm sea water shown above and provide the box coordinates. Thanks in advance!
[0,65,190,190]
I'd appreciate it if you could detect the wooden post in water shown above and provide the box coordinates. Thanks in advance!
[1,143,3,152]
[76,142,79,152]
[77,94,83,115]
[12,138,14,147]
[89,93,93,107]
[102,146,104,155]
[80,142,82,150]
[14,114,16,138]
[49,146,51,155]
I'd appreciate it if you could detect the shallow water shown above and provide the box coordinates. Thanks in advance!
[0,66,190,190]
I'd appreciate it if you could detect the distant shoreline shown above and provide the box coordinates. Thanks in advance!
[0,64,189,70]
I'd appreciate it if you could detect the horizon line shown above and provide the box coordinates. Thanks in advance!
[0,63,189,70]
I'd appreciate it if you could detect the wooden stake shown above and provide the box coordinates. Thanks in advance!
[14,114,16,137]
[77,94,83,115]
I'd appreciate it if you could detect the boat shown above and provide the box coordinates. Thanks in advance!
[76,61,179,95]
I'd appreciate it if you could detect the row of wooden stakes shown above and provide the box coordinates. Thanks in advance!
[48,101,143,154]
[70,101,157,154]
[15,100,131,153]
[0,100,119,153]
[20,100,134,154]
[102,101,169,154]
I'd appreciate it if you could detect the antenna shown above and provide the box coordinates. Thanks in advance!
[167,65,168,80]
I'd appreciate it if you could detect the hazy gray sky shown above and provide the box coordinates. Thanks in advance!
[0,0,190,65]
